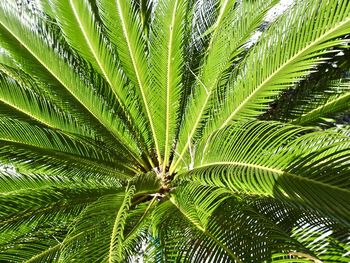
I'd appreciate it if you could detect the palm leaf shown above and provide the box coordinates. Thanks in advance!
[97,0,162,162]
[122,199,157,261]
[0,175,121,234]
[290,78,350,125]
[0,223,67,263]
[49,0,151,157]
[59,186,135,262]
[152,182,315,262]
[0,72,95,139]
[0,25,124,144]
[176,121,350,226]
[251,197,350,262]
[0,116,138,175]
[0,0,350,261]
[262,46,350,124]
[209,0,350,131]
[0,173,123,262]
[37,0,55,18]
[171,0,278,173]
[150,0,187,171]
[0,2,145,166]
[58,172,161,262]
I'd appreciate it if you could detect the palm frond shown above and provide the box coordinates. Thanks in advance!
[0,25,119,142]
[0,144,133,179]
[152,182,316,262]
[0,222,67,263]
[0,176,121,234]
[57,172,161,262]
[332,125,350,136]
[49,0,151,154]
[0,2,146,166]
[209,0,350,131]
[171,0,278,173]
[150,0,187,171]
[0,116,138,175]
[0,173,123,262]
[122,200,156,262]
[251,196,350,262]
[129,172,162,197]
[290,78,350,125]
[37,0,55,18]
[176,121,350,226]
[59,186,135,262]
[49,0,107,73]
[0,72,93,138]
[0,170,121,194]
[262,45,350,124]
[134,0,154,39]
[97,0,162,162]
[0,0,349,261]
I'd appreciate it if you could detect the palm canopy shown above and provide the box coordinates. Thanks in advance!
[0,0,349,262]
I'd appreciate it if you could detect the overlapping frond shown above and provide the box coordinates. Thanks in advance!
[150,0,187,171]
[0,116,138,176]
[0,2,145,166]
[97,0,161,162]
[171,0,278,173]
[59,178,159,262]
[0,24,112,140]
[208,0,350,132]
[0,172,124,262]
[49,0,151,157]
[290,78,350,125]
[50,0,107,74]
[252,197,350,262]
[0,71,92,137]
[176,121,350,226]
[123,199,156,258]
[0,222,67,263]
[262,47,350,125]
[0,172,121,233]
[152,182,320,262]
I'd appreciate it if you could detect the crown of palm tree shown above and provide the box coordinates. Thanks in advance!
[0,0,350,262]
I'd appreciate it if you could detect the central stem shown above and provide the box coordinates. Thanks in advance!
[154,166,173,194]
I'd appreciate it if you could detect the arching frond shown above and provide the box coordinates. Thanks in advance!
[251,196,350,262]
[0,173,124,262]
[0,173,122,233]
[57,172,161,262]
[262,47,350,125]
[49,0,152,158]
[0,71,99,145]
[0,116,138,176]
[0,222,67,263]
[152,182,319,262]
[0,2,145,166]
[171,0,278,173]
[59,186,134,262]
[108,186,135,262]
[176,121,350,226]
[0,25,115,141]
[290,78,350,125]
[209,0,350,132]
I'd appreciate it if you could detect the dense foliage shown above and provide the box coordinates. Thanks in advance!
[0,0,350,262]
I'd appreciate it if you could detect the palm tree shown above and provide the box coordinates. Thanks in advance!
[0,0,349,261]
